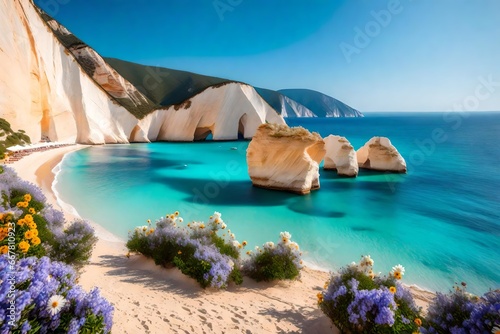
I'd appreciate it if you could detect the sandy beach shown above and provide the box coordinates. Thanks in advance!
[9,145,433,334]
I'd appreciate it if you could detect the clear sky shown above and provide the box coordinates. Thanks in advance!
[35,0,500,112]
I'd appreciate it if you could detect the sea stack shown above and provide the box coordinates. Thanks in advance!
[323,135,358,177]
[246,123,326,194]
[356,137,407,173]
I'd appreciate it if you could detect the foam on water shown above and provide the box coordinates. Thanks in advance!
[54,112,500,294]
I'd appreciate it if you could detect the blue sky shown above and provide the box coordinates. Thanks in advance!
[35,0,500,112]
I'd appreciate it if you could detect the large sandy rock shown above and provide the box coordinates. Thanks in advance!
[246,123,326,194]
[323,135,358,177]
[356,137,407,173]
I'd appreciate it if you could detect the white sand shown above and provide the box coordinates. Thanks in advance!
[9,145,432,333]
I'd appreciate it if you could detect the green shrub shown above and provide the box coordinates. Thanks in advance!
[319,256,422,333]
[127,211,244,289]
[242,231,303,282]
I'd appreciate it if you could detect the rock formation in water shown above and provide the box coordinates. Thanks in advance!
[356,137,407,173]
[323,135,358,177]
[0,0,284,144]
[246,123,326,194]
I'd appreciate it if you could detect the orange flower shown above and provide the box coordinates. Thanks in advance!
[19,241,30,253]
[31,237,41,246]
[24,230,34,240]
[414,318,422,327]
[0,245,8,254]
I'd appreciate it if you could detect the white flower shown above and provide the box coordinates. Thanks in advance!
[359,255,374,268]
[264,241,275,250]
[220,223,227,229]
[212,211,222,221]
[47,295,66,316]
[348,261,357,270]
[280,231,291,243]
[178,217,183,223]
[232,240,240,248]
[390,264,405,276]
[288,241,300,250]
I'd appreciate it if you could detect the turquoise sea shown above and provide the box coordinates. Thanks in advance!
[54,112,500,295]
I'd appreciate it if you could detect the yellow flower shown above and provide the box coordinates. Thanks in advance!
[24,194,32,202]
[24,214,33,223]
[0,245,8,254]
[31,229,38,237]
[0,213,4,221]
[246,251,251,255]
[199,223,205,229]
[147,219,151,224]
[394,272,402,280]
[19,241,30,253]
[28,222,37,229]
[175,211,179,216]
[17,218,26,226]
[31,237,41,246]
[177,250,182,255]
[169,214,175,220]
[242,241,247,247]
[16,202,24,208]
[316,292,323,304]
[29,208,36,214]
[24,230,34,240]
[414,318,422,327]
[389,286,397,294]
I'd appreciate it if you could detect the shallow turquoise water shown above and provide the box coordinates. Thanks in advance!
[55,112,500,294]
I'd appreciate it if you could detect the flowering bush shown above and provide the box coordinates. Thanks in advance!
[49,220,98,270]
[127,211,244,289]
[0,166,97,267]
[242,231,303,282]
[0,255,113,333]
[318,255,422,333]
[422,284,500,334]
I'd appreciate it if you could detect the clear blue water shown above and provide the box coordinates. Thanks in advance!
[55,112,500,294]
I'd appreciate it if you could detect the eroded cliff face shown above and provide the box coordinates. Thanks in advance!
[357,137,407,173]
[0,0,284,144]
[132,83,285,142]
[246,123,325,194]
[323,135,358,177]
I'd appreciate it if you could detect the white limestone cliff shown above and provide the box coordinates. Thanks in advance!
[246,123,326,194]
[131,83,285,142]
[356,137,407,173]
[323,135,358,177]
[0,0,284,144]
